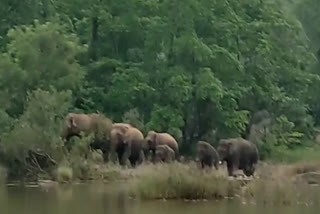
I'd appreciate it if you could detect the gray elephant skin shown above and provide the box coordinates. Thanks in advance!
[197,141,219,169]
[62,112,112,161]
[110,123,144,167]
[144,130,179,162]
[155,145,175,163]
[217,137,259,177]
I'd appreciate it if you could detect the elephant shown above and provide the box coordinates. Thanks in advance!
[196,141,219,169]
[110,123,144,167]
[144,130,179,162]
[155,145,175,163]
[123,126,145,167]
[217,137,259,177]
[62,112,112,161]
[112,123,133,129]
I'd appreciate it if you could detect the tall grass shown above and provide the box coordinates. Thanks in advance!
[126,161,320,204]
[243,162,320,206]
[128,162,241,200]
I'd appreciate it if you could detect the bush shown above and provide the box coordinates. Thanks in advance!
[56,166,73,183]
[0,88,72,179]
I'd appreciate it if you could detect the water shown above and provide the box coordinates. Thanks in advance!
[0,182,318,214]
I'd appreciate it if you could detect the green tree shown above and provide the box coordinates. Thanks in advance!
[0,21,85,116]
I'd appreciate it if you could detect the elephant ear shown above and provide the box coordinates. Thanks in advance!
[116,131,124,142]
[153,133,157,144]
[118,126,129,142]
[67,116,77,128]
[226,141,236,155]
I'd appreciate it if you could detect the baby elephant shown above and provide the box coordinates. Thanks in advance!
[197,141,219,169]
[155,145,175,163]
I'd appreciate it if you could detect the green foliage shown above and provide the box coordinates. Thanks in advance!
[272,116,304,148]
[0,88,72,178]
[0,21,85,117]
[56,166,73,183]
[122,108,145,133]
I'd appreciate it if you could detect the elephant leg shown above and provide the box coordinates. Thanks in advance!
[116,145,125,165]
[129,152,140,168]
[231,156,240,177]
[139,150,145,164]
[120,144,131,166]
[214,161,219,170]
[117,151,124,165]
[129,158,137,168]
[151,149,156,163]
[201,160,205,169]
[208,161,213,168]
[109,145,118,164]
[227,161,234,177]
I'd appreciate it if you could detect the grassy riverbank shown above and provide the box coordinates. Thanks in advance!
[1,149,320,205]
[49,159,320,205]
[125,161,320,205]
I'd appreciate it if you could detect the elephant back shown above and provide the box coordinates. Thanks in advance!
[112,123,132,129]
[89,113,113,141]
[157,133,178,149]
[156,133,179,159]
[197,141,217,158]
[126,127,144,147]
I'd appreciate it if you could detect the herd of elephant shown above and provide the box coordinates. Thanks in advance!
[62,112,259,177]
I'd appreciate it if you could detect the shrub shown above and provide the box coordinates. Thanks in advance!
[0,88,72,179]
[56,166,73,183]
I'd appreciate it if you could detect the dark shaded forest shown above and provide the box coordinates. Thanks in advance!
[0,0,320,178]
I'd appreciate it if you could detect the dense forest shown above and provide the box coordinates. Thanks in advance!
[0,0,320,178]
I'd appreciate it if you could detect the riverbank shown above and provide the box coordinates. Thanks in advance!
[126,161,320,206]
[2,160,320,206]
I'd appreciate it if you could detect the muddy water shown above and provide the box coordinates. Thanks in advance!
[0,182,318,214]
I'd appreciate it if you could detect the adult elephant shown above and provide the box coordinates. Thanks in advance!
[110,123,144,167]
[124,126,145,167]
[217,137,259,177]
[144,130,179,162]
[62,113,112,161]
[197,141,219,169]
[155,145,175,163]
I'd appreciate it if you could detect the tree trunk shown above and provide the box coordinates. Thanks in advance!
[89,16,99,60]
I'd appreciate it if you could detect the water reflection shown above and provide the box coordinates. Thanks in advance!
[0,182,319,214]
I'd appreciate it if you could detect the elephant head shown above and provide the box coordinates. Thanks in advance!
[145,130,157,151]
[217,139,232,163]
[111,124,130,144]
[62,113,87,140]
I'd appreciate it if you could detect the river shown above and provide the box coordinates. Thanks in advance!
[0,182,318,214]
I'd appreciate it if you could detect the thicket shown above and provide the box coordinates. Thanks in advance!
[0,0,320,179]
